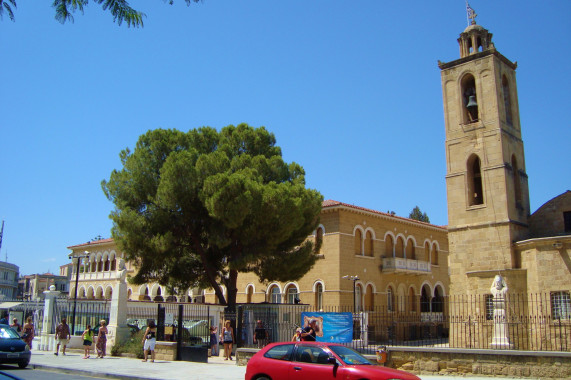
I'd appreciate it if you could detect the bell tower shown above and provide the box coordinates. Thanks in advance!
[438,16,530,298]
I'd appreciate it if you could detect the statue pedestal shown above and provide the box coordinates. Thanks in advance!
[39,288,60,351]
[490,299,512,350]
[106,275,129,352]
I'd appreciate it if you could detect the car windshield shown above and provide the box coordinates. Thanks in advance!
[0,327,21,339]
[329,345,372,365]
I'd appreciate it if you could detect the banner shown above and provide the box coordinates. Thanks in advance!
[300,312,353,343]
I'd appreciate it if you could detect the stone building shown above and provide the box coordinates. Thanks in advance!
[0,261,19,299]
[18,272,67,300]
[204,200,449,313]
[438,15,570,349]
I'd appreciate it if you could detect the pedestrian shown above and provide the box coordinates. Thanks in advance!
[141,320,156,362]
[220,320,234,361]
[300,319,317,341]
[209,326,219,356]
[22,317,34,349]
[10,318,22,334]
[96,320,108,358]
[253,320,268,348]
[291,327,302,342]
[0,312,8,325]
[81,324,93,359]
[54,317,71,356]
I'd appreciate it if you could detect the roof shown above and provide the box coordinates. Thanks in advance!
[67,238,114,250]
[322,200,447,230]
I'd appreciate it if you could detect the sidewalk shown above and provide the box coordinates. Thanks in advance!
[30,350,246,380]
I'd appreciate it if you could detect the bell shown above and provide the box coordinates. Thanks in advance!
[466,95,478,108]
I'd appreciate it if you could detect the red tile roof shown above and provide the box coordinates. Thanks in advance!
[67,238,114,249]
[322,200,447,229]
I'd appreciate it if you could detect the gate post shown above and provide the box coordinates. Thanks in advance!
[106,259,130,353]
[39,285,60,351]
[176,304,183,360]
[236,306,243,348]
[157,304,166,341]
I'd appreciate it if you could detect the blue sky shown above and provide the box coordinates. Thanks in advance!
[1,1,569,276]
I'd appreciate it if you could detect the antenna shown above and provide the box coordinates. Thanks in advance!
[0,220,4,261]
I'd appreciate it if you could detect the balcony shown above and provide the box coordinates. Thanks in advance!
[79,271,120,281]
[381,257,431,274]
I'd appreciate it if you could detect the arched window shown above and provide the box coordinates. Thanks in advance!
[355,284,363,312]
[387,286,395,312]
[431,244,439,265]
[424,242,431,262]
[97,258,103,272]
[512,155,522,207]
[385,235,394,258]
[461,74,479,123]
[104,257,110,271]
[246,286,253,304]
[502,75,513,125]
[80,288,86,299]
[314,227,324,254]
[364,231,374,257]
[421,285,431,313]
[285,285,299,304]
[91,260,97,272]
[269,285,281,304]
[154,287,164,302]
[315,283,323,310]
[354,229,363,255]
[365,284,374,311]
[105,287,112,300]
[432,286,444,313]
[143,287,151,301]
[395,237,405,258]
[409,287,416,312]
[406,238,415,260]
[110,258,116,271]
[467,154,484,206]
[127,288,132,300]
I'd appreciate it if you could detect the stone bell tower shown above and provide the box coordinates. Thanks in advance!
[438,16,531,298]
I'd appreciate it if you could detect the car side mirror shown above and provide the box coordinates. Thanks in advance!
[328,357,337,366]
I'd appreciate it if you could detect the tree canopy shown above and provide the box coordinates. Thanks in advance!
[0,0,200,27]
[409,206,430,223]
[102,124,323,309]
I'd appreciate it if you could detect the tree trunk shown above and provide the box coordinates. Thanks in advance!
[226,269,239,312]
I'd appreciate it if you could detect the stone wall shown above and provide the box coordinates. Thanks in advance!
[155,341,177,361]
[388,347,571,379]
[236,346,571,378]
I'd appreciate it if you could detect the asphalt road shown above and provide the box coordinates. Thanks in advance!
[0,365,107,380]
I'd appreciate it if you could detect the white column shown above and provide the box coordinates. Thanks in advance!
[39,285,60,351]
[106,260,130,352]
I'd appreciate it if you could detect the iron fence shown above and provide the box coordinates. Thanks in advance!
[236,293,570,353]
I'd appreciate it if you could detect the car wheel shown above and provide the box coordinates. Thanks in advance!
[18,360,29,369]
[254,376,271,380]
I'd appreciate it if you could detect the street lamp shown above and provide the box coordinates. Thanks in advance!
[69,250,90,335]
[342,275,360,314]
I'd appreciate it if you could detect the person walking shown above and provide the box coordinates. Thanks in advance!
[81,324,93,359]
[141,320,157,362]
[209,326,219,357]
[96,320,108,358]
[54,318,71,356]
[220,320,234,361]
[300,319,317,342]
[253,320,269,348]
[10,318,22,335]
[22,317,34,349]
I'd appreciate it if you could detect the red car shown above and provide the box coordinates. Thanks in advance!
[245,341,420,380]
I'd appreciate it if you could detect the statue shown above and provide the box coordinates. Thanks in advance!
[490,275,512,349]
[117,259,127,283]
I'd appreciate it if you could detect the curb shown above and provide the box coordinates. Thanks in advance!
[30,363,153,380]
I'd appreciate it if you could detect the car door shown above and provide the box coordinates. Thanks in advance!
[289,344,344,380]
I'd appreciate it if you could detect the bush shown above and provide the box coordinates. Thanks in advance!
[111,329,146,359]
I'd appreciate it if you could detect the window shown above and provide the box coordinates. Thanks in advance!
[432,286,444,313]
[406,238,415,259]
[314,227,324,254]
[385,235,394,258]
[269,285,281,303]
[551,291,571,320]
[461,74,479,123]
[485,294,494,320]
[365,284,374,311]
[295,345,332,365]
[409,287,416,312]
[246,286,253,303]
[286,285,299,304]
[354,229,362,255]
[467,154,484,206]
[420,285,431,313]
[387,286,395,312]
[395,237,405,258]
[364,231,374,257]
[502,75,513,125]
[264,344,294,361]
[512,155,522,207]
[564,211,571,233]
[431,244,439,265]
[315,283,323,310]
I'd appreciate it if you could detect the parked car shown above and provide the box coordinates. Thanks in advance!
[0,325,30,369]
[246,341,420,380]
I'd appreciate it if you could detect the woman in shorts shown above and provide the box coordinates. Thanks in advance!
[81,324,93,359]
[141,320,157,362]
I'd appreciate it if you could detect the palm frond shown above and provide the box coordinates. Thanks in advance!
[97,0,145,28]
